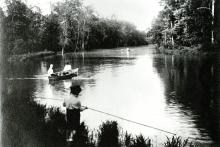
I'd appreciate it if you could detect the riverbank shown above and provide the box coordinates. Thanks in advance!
[156,44,217,56]
[8,51,55,62]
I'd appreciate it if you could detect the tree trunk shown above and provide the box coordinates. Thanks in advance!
[211,0,215,44]
[171,22,175,46]
[214,0,220,45]
[75,21,80,52]
[62,45,64,56]
[164,32,167,45]
[81,19,85,51]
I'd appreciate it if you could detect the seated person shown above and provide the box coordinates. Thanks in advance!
[63,62,72,72]
[47,64,54,77]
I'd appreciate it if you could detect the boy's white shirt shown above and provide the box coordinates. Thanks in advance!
[64,95,81,109]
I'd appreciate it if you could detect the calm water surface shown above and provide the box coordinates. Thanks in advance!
[2,45,220,145]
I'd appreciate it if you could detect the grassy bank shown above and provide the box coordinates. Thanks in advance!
[8,51,55,62]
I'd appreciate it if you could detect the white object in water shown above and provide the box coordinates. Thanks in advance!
[47,64,53,76]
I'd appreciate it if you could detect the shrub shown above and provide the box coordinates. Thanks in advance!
[97,121,119,147]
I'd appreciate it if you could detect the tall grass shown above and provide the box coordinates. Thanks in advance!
[164,136,194,147]
[123,132,151,147]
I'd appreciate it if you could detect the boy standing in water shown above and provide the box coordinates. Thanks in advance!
[63,85,87,142]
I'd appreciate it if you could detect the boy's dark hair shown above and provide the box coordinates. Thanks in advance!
[70,85,82,96]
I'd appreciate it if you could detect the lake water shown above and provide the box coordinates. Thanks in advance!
[1,45,220,145]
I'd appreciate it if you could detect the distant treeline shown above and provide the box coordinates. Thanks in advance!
[147,0,215,50]
[0,0,147,56]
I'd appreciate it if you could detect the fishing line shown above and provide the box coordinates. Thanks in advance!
[86,106,176,136]
[87,107,209,142]
[87,107,212,142]
[34,96,176,135]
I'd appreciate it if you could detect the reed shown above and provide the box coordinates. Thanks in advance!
[164,136,194,147]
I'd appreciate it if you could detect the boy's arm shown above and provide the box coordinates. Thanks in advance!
[80,106,88,111]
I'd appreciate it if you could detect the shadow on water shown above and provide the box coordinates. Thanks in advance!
[153,54,220,144]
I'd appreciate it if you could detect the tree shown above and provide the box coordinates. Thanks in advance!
[54,0,85,53]
[41,13,61,52]
[3,0,46,55]
[4,0,31,54]
[149,0,213,49]
[54,0,147,51]
[0,7,5,60]
[2,0,148,56]
[28,7,45,52]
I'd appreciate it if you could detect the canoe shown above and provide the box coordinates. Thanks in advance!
[49,68,78,81]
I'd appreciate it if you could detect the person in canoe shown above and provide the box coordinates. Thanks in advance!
[63,85,87,142]
[63,62,72,72]
[47,64,54,77]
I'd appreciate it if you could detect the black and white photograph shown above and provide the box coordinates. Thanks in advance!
[0,0,220,146]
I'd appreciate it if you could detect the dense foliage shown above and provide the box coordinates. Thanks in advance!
[1,0,147,57]
[148,0,214,50]
[97,121,120,147]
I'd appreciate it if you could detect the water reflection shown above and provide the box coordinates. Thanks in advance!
[153,54,220,143]
[81,55,167,139]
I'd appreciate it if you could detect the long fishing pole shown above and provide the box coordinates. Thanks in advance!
[86,106,176,136]
[35,96,211,142]
[35,96,210,141]
[86,107,210,141]
[84,107,207,141]
[35,96,176,135]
